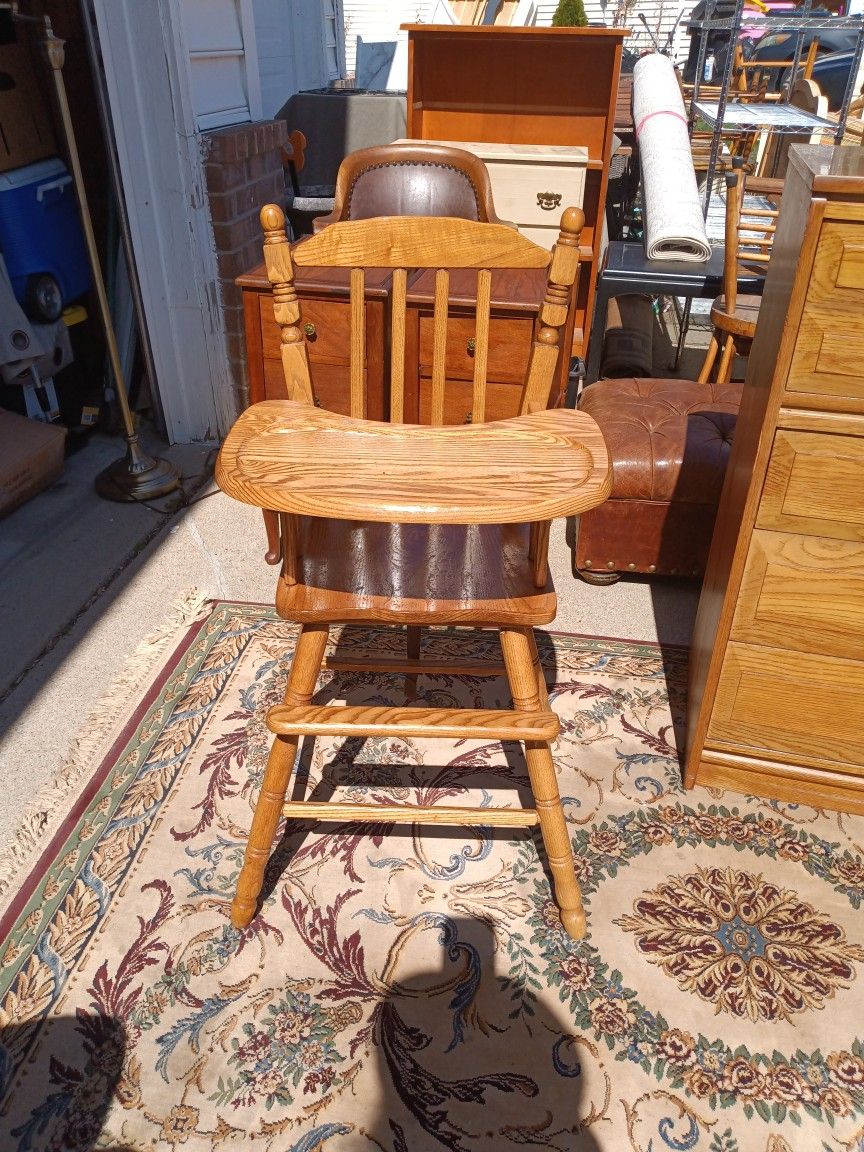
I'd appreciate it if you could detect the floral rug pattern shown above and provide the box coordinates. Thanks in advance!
[1,602,863,1152]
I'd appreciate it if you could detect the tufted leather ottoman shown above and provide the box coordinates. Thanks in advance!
[575,378,742,582]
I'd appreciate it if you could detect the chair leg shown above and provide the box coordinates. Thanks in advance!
[262,509,281,565]
[717,333,736,383]
[500,626,586,941]
[698,331,720,383]
[231,622,329,929]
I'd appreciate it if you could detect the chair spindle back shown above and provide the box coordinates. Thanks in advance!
[722,169,782,312]
[259,205,584,427]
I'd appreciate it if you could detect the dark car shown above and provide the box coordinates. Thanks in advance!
[685,0,856,85]
[810,47,857,108]
[743,24,860,98]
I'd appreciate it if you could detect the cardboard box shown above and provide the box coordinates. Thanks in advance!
[0,36,57,174]
[0,408,65,517]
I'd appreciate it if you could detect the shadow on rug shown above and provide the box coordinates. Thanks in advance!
[1,602,863,1152]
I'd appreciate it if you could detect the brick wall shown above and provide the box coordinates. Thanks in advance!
[202,120,288,412]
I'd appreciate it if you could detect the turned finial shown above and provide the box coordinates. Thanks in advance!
[260,204,287,239]
[559,206,585,243]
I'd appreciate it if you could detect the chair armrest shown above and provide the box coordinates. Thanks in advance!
[216,400,611,526]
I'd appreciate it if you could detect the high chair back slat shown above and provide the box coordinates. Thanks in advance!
[431,269,449,427]
[349,267,365,418]
[471,269,492,425]
[389,268,408,423]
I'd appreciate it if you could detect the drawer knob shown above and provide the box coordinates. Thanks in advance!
[464,412,473,424]
[466,337,476,354]
[304,322,317,339]
[537,191,562,211]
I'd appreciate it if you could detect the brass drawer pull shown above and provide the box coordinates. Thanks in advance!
[466,337,476,354]
[537,192,562,211]
[304,322,316,338]
[464,412,473,424]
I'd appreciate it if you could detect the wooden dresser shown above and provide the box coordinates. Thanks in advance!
[686,146,864,815]
[401,24,626,361]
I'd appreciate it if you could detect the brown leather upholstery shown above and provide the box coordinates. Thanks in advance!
[313,143,503,231]
[575,378,742,579]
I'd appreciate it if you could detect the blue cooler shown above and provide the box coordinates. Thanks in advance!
[0,157,91,320]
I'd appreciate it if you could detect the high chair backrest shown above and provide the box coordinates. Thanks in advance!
[259,204,584,427]
[311,143,504,232]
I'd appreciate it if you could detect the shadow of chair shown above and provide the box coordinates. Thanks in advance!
[216,204,611,943]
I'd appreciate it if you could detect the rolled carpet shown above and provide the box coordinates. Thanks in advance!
[633,53,711,262]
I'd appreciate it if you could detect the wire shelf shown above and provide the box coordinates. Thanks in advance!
[694,100,837,132]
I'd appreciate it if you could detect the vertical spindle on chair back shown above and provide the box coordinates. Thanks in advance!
[258,205,585,427]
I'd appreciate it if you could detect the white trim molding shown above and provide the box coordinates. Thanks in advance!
[92,0,234,442]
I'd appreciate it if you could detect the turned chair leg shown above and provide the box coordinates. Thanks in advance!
[231,622,329,929]
[697,332,720,384]
[716,333,736,383]
[500,626,586,941]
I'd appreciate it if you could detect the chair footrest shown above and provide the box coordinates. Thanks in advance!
[281,800,540,827]
[267,704,559,741]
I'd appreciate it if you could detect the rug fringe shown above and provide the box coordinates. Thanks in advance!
[0,588,213,911]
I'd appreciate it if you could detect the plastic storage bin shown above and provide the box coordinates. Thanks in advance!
[0,157,90,321]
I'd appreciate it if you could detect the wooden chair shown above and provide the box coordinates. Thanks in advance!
[698,166,781,383]
[311,142,505,231]
[216,205,611,941]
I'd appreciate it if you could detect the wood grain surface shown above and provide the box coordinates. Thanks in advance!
[216,399,611,525]
[267,704,560,741]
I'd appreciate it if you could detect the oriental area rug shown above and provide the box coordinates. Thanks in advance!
[1,600,863,1152]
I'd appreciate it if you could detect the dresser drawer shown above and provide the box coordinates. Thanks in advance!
[263,358,379,419]
[707,642,864,769]
[418,314,534,383]
[418,375,526,425]
[260,296,356,366]
[757,428,864,540]
[483,159,586,230]
[806,219,864,301]
[787,220,864,403]
[732,529,864,658]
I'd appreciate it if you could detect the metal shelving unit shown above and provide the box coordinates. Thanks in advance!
[687,0,864,210]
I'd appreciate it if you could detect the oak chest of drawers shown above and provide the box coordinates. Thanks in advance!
[686,145,864,814]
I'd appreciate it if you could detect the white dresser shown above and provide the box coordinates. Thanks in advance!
[393,139,589,250]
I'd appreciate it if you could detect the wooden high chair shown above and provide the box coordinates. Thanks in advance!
[216,205,611,940]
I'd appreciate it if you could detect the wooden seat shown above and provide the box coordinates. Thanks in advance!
[216,204,611,941]
[698,167,781,384]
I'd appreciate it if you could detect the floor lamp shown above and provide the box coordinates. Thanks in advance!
[10,4,180,501]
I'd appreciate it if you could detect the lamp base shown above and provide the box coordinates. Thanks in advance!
[95,436,181,503]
